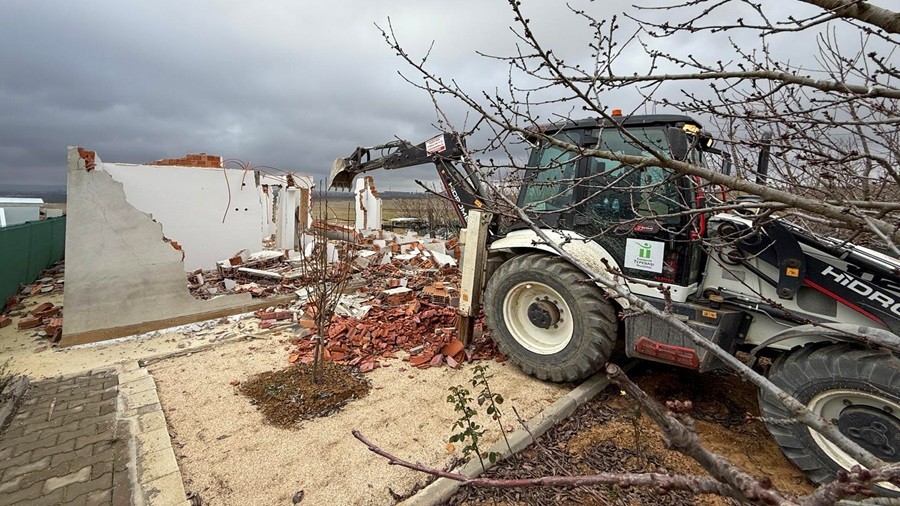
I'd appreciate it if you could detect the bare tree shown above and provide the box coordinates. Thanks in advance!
[387,0,899,250]
[298,191,356,383]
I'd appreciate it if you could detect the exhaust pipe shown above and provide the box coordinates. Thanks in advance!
[756,131,773,185]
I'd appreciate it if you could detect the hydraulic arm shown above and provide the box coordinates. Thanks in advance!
[328,133,490,226]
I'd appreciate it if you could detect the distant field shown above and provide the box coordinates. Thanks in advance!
[310,198,421,225]
[312,198,457,226]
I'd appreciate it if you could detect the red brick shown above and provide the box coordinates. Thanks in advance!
[441,339,464,358]
[77,147,96,171]
[409,353,434,367]
[257,311,292,321]
[45,324,62,341]
[0,316,11,328]
[29,302,53,317]
[18,318,43,330]
[35,306,61,319]
[153,153,223,168]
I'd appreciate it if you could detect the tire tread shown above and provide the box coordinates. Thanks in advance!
[484,253,617,382]
[760,342,900,488]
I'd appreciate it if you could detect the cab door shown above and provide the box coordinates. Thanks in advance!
[571,133,704,289]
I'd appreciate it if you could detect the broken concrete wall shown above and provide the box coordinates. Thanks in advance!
[259,173,314,248]
[102,163,266,271]
[355,176,382,231]
[275,187,300,250]
[61,147,282,347]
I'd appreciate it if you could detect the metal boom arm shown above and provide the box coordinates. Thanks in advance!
[328,133,490,226]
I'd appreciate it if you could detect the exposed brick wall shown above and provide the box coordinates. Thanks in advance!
[152,153,222,168]
[77,147,96,171]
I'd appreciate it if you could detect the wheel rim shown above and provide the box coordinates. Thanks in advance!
[807,389,900,489]
[502,281,574,355]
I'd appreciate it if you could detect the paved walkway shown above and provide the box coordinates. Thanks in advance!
[0,370,131,505]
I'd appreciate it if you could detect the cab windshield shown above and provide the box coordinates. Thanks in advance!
[520,127,687,223]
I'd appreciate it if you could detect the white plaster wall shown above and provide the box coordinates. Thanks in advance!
[262,189,276,237]
[259,173,314,236]
[275,187,300,250]
[102,163,265,271]
[354,177,382,231]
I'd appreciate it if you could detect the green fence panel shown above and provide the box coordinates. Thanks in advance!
[0,216,66,303]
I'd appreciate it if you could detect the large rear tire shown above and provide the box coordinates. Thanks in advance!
[759,343,900,493]
[483,253,618,382]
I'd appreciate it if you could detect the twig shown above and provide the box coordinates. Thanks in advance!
[353,429,744,497]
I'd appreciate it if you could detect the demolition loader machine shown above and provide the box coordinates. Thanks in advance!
[329,113,900,490]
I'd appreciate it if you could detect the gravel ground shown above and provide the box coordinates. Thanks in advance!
[0,290,261,379]
[149,336,568,505]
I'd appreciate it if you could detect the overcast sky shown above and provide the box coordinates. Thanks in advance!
[0,0,874,191]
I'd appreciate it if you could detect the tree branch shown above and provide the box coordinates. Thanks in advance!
[351,430,745,499]
[798,0,900,34]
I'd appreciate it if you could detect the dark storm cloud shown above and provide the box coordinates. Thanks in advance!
[0,1,855,190]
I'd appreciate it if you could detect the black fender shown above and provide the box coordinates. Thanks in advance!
[750,323,900,357]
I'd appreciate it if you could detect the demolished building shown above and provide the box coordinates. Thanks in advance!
[61,147,312,346]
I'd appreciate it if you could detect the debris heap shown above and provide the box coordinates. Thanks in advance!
[1,261,65,344]
[247,230,503,372]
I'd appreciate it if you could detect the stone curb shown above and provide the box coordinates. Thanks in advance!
[135,329,284,368]
[400,362,636,506]
[0,376,31,434]
[117,362,191,506]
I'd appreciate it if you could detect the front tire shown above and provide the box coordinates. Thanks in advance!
[483,253,618,382]
[759,343,900,493]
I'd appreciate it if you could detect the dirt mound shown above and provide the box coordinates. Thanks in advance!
[238,362,370,427]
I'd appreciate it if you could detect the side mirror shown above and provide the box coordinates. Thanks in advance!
[667,127,689,161]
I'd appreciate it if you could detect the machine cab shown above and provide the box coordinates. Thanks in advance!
[517,113,715,292]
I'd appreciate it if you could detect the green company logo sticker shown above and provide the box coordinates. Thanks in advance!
[626,238,663,273]
[638,242,652,259]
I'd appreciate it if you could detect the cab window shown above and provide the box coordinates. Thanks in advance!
[581,128,687,224]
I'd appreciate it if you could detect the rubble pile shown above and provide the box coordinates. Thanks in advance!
[1,260,65,345]
[186,227,464,302]
[187,249,304,300]
[281,231,502,373]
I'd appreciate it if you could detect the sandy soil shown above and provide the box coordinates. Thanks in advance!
[149,337,568,505]
[0,290,270,379]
